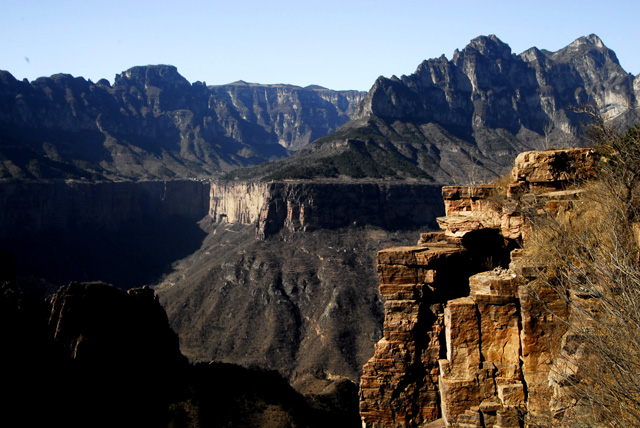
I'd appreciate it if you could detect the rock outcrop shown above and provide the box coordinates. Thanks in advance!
[359,147,597,427]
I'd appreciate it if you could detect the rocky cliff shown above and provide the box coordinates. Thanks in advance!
[356,35,636,129]
[235,35,637,183]
[209,180,444,238]
[359,147,599,427]
[0,65,365,180]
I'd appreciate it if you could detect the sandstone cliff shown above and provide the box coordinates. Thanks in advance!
[359,147,599,427]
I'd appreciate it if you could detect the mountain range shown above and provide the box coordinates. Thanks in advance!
[229,34,639,183]
[0,67,365,180]
[1,34,637,183]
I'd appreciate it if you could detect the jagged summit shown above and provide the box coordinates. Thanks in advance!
[550,33,620,65]
[575,33,606,49]
[456,34,513,61]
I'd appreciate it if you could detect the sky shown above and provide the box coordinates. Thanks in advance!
[1,0,638,91]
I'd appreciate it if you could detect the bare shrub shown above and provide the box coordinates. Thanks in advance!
[525,122,640,427]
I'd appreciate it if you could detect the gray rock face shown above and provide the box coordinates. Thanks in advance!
[0,65,366,181]
[210,82,365,151]
[356,34,635,131]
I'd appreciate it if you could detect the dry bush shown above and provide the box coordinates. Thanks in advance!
[525,122,640,427]
[516,116,640,427]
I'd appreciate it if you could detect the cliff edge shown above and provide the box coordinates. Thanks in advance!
[359,147,600,427]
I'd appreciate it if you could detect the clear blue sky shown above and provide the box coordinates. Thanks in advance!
[1,0,638,91]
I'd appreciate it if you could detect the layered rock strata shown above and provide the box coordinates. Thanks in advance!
[360,148,596,427]
[209,181,445,238]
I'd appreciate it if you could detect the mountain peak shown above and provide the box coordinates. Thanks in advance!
[564,34,609,52]
[114,64,190,88]
[453,34,512,62]
[552,34,620,66]
[581,34,605,48]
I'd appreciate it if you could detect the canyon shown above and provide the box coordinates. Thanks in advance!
[157,180,445,381]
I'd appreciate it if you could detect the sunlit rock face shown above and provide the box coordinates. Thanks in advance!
[356,34,636,132]
[359,147,598,428]
[209,180,445,238]
[243,34,636,186]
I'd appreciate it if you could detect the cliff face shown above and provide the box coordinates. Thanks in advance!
[359,147,598,427]
[209,181,445,238]
[356,34,635,132]
[0,179,209,237]
[0,66,365,181]
[210,82,366,151]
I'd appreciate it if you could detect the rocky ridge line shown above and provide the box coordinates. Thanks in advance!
[241,34,637,184]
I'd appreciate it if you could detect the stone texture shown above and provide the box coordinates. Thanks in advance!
[360,241,472,428]
[511,148,599,193]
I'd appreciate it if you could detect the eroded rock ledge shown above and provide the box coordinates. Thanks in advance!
[359,147,597,427]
